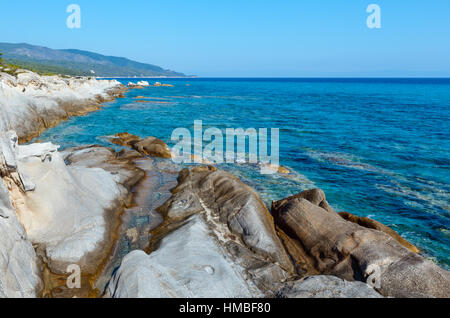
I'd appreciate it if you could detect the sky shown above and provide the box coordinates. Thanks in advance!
[1,0,449,77]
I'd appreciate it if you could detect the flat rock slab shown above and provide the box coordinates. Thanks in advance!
[278,275,382,298]
[106,166,296,297]
[106,214,261,298]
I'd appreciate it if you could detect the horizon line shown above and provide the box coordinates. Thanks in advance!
[97,76,450,79]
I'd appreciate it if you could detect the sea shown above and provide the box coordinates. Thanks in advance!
[34,78,450,269]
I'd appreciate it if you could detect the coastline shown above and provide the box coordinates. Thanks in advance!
[1,70,449,298]
[95,76,198,79]
[0,70,142,297]
[0,70,127,143]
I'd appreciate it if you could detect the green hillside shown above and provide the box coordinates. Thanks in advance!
[0,42,187,77]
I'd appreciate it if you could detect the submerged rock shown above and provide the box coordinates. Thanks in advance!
[261,164,290,174]
[109,132,172,159]
[153,82,174,87]
[278,275,382,298]
[272,188,450,298]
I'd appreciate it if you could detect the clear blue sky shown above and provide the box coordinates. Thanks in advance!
[1,0,449,77]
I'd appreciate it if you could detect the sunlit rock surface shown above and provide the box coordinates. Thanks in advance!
[272,189,450,298]
[0,70,124,142]
[106,214,260,298]
[278,275,382,298]
[106,166,295,298]
[109,132,172,159]
[0,131,143,277]
[338,211,420,253]
[0,178,41,298]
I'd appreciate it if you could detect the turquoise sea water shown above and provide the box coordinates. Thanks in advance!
[36,78,450,269]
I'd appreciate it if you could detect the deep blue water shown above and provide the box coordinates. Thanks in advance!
[36,78,450,268]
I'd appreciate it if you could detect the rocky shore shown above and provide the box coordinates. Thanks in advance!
[105,166,450,298]
[0,70,126,143]
[0,70,141,297]
[0,70,449,298]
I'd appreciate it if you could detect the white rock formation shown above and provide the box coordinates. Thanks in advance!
[0,177,42,298]
[0,132,131,275]
[0,70,122,139]
[0,70,130,297]
[105,214,261,298]
[127,81,150,87]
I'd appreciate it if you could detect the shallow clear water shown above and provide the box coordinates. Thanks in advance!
[36,78,450,269]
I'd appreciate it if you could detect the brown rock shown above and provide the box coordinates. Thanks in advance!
[109,132,141,147]
[109,133,172,159]
[339,212,420,253]
[132,137,172,159]
[116,149,144,160]
[272,188,335,213]
[272,189,450,298]
[155,167,296,294]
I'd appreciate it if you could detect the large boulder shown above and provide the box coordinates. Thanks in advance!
[132,137,172,159]
[278,275,382,298]
[339,212,419,253]
[109,132,141,147]
[272,189,450,298]
[106,167,296,297]
[158,167,294,273]
[109,133,172,159]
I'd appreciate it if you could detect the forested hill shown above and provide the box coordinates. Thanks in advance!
[0,42,186,77]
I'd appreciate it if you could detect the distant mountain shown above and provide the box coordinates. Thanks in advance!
[0,42,187,77]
